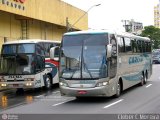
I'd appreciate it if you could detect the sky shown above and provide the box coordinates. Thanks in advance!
[62,0,159,31]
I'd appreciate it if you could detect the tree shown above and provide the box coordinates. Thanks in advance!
[141,25,160,49]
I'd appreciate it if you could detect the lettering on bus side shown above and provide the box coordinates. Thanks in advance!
[129,56,143,64]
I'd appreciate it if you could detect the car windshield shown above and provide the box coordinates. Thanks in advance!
[60,33,108,79]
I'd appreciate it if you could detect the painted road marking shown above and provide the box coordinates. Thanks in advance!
[104,99,123,109]
[52,91,60,94]
[146,84,152,88]
[52,98,75,107]
[35,95,44,98]
[52,101,68,106]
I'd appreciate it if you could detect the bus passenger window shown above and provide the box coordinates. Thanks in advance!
[124,37,132,53]
[131,39,137,53]
[142,41,146,52]
[146,42,151,52]
[137,40,142,53]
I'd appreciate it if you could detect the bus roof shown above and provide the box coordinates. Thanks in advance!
[64,29,116,36]
[3,39,61,45]
[64,29,150,42]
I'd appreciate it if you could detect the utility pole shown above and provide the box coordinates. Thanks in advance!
[66,17,70,32]
[121,20,131,32]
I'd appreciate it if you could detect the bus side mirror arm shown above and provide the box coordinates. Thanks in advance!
[107,44,112,58]
[50,47,59,61]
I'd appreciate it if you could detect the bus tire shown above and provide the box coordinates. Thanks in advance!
[140,74,144,86]
[144,72,148,84]
[44,75,52,90]
[115,81,121,98]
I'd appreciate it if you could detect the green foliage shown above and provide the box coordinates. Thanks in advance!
[141,25,160,49]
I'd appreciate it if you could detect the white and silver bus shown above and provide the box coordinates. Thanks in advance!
[0,39,60,92]
[51,30,152,98]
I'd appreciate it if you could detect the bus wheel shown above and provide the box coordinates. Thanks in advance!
[45,75,52,89]
[144,72,148,84]
[115,81,121,98]
[140,74,144,86]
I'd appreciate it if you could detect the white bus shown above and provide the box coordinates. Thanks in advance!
[51,30,152,98]
[0,39,60,92]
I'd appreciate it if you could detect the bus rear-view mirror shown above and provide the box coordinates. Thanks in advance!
[107,44,112,58]
[50,47,59,61]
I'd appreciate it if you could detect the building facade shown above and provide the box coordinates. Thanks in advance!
[122,19,143,34]
[130,19,143,34]
[154,4,160,28]
[0,0,88,49]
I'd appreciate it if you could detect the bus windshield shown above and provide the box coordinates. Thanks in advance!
[2,44,35,54]
[0,44,36,75]
[0,54,35,75]
[60,34,108,79]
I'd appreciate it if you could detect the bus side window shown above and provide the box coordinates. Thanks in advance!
[35,55,45,72]
[131,39,137,53]
[44,43,50,57]
[124,37,132,53]
[148,42,152,52]
[117,37,125,53]
[136,41,141,53]
[147,42,151,52]
[142,41,146,52]
[137,40,142,53]
[36,43,45,56]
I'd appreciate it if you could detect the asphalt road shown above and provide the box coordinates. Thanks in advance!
[0,65,160,119]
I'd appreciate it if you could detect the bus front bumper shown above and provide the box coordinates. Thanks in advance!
[60,85,114,97]
[0,81,34,89]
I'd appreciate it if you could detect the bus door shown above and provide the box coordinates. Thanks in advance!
[34,55,45,88]
[108,34,117,78]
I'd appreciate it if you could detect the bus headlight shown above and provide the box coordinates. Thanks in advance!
[1,84,7,87]
[59,82,68,87]
[96,82,109,87]
[26,83,32,86]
